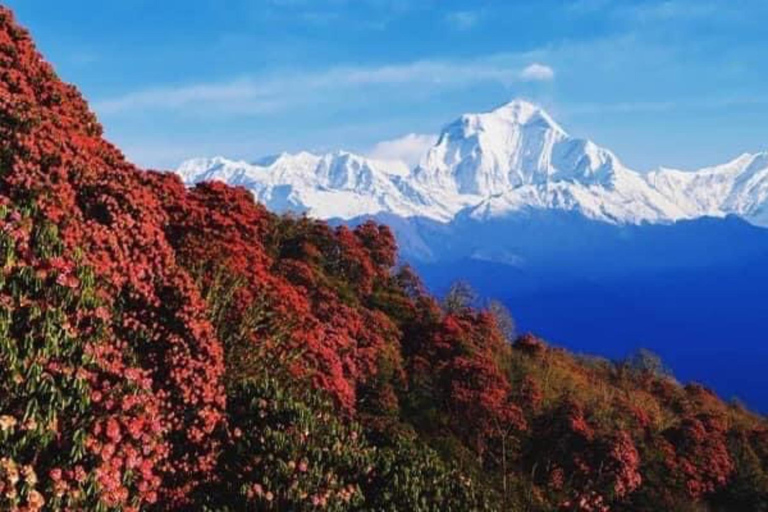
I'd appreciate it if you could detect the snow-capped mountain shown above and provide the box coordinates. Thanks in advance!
[176,151,443,220]
[645,152,768,227]
[410,99,689,224]
[175,99,768,227]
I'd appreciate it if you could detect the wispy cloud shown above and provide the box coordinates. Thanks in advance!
[566,0,613,14]
[96,80,285,115]
[444,10,481,31]
[619,0,724,23]
[69,51,99,66]
[368,133,437,167]
[567,96,768,116]
[94,55,554,116]
[566,100,677,115]
[520,63,555,82]
[569,0,756,26]
[258,0,424,29]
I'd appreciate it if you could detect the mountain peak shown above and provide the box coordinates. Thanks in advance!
[416,98,607,196]
[490,99,564,133]
[433,98,569,155]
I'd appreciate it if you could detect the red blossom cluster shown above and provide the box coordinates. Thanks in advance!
[0,209,168,510]
[661,413,734,499]
[399,299,527,457]
[144,176,404,411]
[528,401,642,510]
[0,8,223,507]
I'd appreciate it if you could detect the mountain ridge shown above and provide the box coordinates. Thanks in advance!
[176,99,768,227]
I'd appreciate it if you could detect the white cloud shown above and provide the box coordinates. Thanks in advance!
[368,133,437,167]
[567,96,768,116]
[566,0,613,13]
[95,79,285,115]
[520,63,555,82]
[94,55,550,116]
[569,0,754,26]
[619,0,722,23]
[444,10,481,31]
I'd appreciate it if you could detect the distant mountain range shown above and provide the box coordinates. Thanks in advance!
[176,99,768,228]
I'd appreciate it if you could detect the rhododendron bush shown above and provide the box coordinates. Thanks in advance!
[0,212,169,511]
[195,377,492,511]
[1,6,768,511]
[0,7,223,508]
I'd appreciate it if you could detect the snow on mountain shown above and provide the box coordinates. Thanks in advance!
[176,150,452,220]
[411,99,690,224]
[414,99,599,195]
[174,99,768,227]
[645,152,768,227]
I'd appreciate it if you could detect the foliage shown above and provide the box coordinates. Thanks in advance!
[199,377,371,511]
[442,280,477,314]
[0,212,166,511]
[197,377,494,511]
[623,348,671,378]
[487,299,517,342]
[0,8,224,507]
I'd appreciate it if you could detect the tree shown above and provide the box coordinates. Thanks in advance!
[487,300,517,342]
[624,348,671,378]
[443,281,477,314]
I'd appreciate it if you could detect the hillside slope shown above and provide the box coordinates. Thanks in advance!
[0,7,767,512]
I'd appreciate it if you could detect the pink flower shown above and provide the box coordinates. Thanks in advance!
[106,418,121,442]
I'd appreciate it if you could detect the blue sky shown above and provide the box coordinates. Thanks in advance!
[7,0,768,170]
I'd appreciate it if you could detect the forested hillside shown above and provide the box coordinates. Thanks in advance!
[0,7,766,511]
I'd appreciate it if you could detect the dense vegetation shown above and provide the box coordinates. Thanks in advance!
[0,6,766,510]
